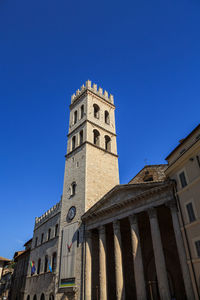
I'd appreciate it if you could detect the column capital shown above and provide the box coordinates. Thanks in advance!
[166,200,178,212]
[85,230,92,240]
[147,207,157,219]
[129,214,138,225]
[98,225,106,235]
[113,220,120,232]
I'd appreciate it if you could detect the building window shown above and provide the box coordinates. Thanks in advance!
[44,256,48,272]
[40,294,45,300]
[35,237,38,247]
[55,224,58,237]
[33,295,37,300]
[105,110,110,124]
[186,202,196,223]
[105,135,111,151]
[27,296,30,300]
[195,240,200,257]
[41,233,44,244]
[48,228,51,241]
[93,129,100,146]
[49,295,54,300]
[74,110,77,124]
[71,182,76,196]
[37,258,41,274]
[79,130,83,145]
[196,155,200,168]
[72,136,76,150]
[93,104,100,119]
[179,171,187,188]
[80,105,84,118]
[52,252,57,272]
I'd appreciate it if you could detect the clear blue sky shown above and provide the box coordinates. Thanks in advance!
[0,0,200,259]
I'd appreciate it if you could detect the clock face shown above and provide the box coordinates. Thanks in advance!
[67,206,76,221]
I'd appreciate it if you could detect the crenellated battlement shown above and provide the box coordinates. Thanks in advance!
[71,80,114,105]
[34,201,61,229]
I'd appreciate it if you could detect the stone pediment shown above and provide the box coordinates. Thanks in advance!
[82,181,170,220]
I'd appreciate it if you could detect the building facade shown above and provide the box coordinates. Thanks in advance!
[165,124,200,299]
[18,81,199,300]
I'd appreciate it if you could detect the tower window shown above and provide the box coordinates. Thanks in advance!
[48,228,51,241]
[93,129,100,146]
[105,111,110,124]
[71,182,76,196]
[35,237,38,247]
[44,255,48,272]
[79,130,83,145]
[93,104,100,119]
[52,252,57,272]
[41,233,44,244]
[81,105,84,118]
[72,136,76,150]
[55,224,58,237]
[105,135,111,151]
[37,258,41,274]
[74,110,77,124]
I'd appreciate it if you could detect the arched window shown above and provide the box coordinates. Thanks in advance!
[55,224,58,237]
[105,135,111,151]
[72,136,76,150]
[74,110,77,124]
[105,111,110,124]
[49,294,54,300]
[80,105,84,118]
[52,252,57,272]
[93,129,100,146]
[27,296,30,300]
[93,104,100,119]
[44,256,48,272]
[48,228,51,241]
[79,130,83,145]
[33,295,37,300]
[40,294,45,300]
[37,258,41,274]
[71,182,76,196]
[41,233,44,244]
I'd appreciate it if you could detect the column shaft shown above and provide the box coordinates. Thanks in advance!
[85,230,92,300]
[169,202,195,299]
[113,220,125,300]
[129,215,147,299]
[148,208,171,300]
[99,225,107,300]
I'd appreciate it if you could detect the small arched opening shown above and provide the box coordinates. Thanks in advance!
[105,110,110,124]
[93,104,100,119]
[93,129,100,146]
[105,135,111,151]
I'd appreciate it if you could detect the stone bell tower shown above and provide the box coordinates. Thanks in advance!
[57,80,119,299]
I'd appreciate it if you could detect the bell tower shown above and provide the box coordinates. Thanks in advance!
[57,80,119,298]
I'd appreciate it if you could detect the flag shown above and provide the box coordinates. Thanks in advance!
[30,261,36,275]
[48,261,52,272]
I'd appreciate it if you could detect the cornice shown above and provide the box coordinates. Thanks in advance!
[67,119,117,138]
[65,141,118,158]
[82,181,174,221]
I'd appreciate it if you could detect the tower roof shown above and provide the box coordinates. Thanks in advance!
[71,80,114,105]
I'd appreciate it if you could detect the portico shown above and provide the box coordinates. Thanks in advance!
[82,180,194,300]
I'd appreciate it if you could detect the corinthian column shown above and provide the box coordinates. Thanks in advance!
[113,220,125,300]
[148,208,171,300]
[98,225,107,300]
[85,230,92,300]
[129,214,147,299]
[168,201,195,299]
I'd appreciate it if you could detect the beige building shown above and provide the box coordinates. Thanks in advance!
[165,124,200,299]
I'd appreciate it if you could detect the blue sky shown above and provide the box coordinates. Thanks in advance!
[0,0,200,259]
